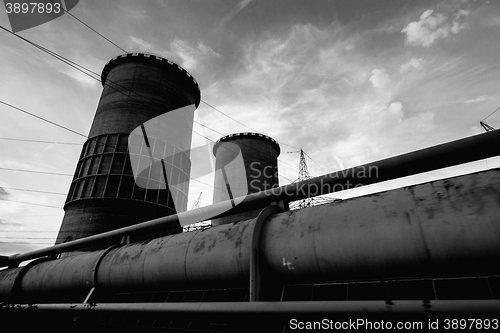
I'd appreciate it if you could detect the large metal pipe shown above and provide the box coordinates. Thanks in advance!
[1,168,499,298]
[3,300,499,314]
[3,130,500,266]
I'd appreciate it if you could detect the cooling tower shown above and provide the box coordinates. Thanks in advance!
[55,53,200,246]
[212,132,280,226]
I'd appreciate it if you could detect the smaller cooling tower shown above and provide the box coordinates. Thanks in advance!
[212,132,280,226]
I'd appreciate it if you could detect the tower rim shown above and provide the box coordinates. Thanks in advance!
[101,52,201,108]
[213,132,281,156]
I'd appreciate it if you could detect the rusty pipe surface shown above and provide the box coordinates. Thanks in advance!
[1,168,499,297]
[4,130,500,267]
[2,300,499,314]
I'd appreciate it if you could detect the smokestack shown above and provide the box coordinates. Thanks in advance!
[212,132,280,226]
[55,53,200,246]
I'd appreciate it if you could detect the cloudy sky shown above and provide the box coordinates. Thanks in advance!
[1,0,500,255]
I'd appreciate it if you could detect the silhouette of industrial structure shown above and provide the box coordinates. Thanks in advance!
[287,148,339,210]
[212,132,280,226]
[1,53,499,331]
[56,53,200,247]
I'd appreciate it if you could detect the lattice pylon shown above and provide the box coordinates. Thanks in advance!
[183,193,211,232]
[288,149,339,210]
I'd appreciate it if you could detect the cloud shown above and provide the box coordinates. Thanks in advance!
[0,242,44,256]
[400,58,423,72]
[200,22,443,175]
[0,220,23,226]
[367,102,405,134]
[462,95,495,103]
[59,67,99,87]
[169,39,221,71]
[369,69,391,92]
[218,0,254,29]
[485,16,500,27]
[170,39,197,70]
[402,9,470,47]
[120,5,148,21]
[401,111,434,134]
[469,125,482,136]
[47,52,102,88]
[387,102,404,119]
[129,36,155,51]
[128,36,221,72]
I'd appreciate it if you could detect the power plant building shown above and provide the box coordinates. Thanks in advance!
[55,53,200,246]
[211,132,280,226]
[1,53,499,331]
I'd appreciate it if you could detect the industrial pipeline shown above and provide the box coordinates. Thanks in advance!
[1,135,500,302]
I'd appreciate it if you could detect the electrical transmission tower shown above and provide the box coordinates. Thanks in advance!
[183,193,211,232]
[480,121,496,132]
[479,107,499,132]
[287,149,340,210]
[191,192,203,209]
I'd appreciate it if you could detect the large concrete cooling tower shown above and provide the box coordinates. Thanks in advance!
[55,53,200,246]
[212,132,280,226]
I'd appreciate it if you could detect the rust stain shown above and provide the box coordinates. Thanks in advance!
[416,219,432,263]
[193,235,217,253]
[308,224,320,232]
[219,228,235,241]
[193,239,205,254]
[130,250,143,261]
[404,211,412,225]
[206,238,217,252]
[425,207,435,220]
[233,224,245,249]
[443,179,453,191]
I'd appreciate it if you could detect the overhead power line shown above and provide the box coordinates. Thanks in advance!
[480,121,496,132]
[0,214,61,218]
[200,100,300,151]
[48,0,127,53]
[481,106,500,122]
[0,25,101,81]
[0,100,222,191]
[0,241,55,245]
[195,120,298,174]
[0,198,62,209]
[302,150,328,174]
[0,138,82,145]
[201,100,259,132]
[1,187,66,195]
[2,25,300,154]
[0,100,87,139]
[479,106,499,133]
[0,167,73,176]
[1,26,298,185]
[49,4,301,153]
[0,231,60,233]
[0,237,56,240]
